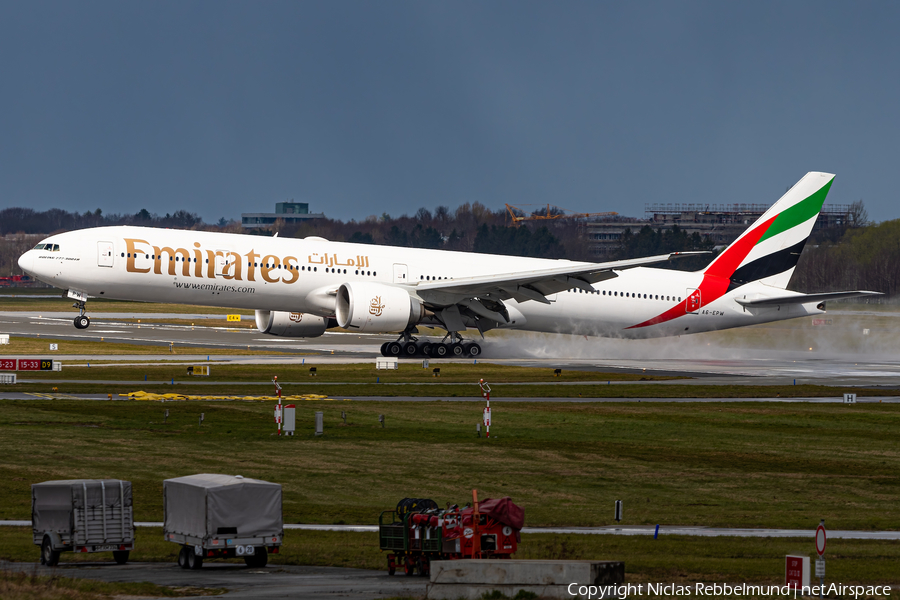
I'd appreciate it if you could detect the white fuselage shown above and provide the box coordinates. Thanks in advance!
[17,226,823,339]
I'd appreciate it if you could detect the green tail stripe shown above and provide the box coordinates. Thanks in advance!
[756,177,834,245]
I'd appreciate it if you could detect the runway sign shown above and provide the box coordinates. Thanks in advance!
[0,359,55,371]
[226,314,241,322]
[816,524,827,555]
[785,555,810,589]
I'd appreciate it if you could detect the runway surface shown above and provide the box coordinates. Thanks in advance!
[1,560,426,600]
[3,311,900,387]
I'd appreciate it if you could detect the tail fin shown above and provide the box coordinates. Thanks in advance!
[703,171,834,291]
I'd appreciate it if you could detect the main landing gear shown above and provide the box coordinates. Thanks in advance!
[73,299,90,329]
[380,331,481,358]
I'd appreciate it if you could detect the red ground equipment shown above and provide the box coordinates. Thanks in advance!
[379,491,524,576]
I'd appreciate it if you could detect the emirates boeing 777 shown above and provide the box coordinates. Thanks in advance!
[17,172,879,357]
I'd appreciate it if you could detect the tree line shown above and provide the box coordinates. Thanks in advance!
[793,218,900,299]
[0,207,205,236]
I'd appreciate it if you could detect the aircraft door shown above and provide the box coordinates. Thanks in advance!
[392,263,408,284]
[685,288,701,313]
[97,241,114,267]
[215,251,232,277]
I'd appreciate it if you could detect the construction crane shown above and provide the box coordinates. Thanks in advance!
[505,203,618,226]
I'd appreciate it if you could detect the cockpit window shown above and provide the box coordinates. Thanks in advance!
[52,244,60,251]
[33,244,45,250]
[33,243,60,251]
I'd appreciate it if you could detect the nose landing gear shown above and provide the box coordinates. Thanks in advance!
[72,298,91,329]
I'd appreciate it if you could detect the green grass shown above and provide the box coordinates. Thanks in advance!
[6,379,899,398]
[0,399,897,531]
[0,295,254,315]
[0,527,896,585]
[8,360,898,398]
[15,362,677,384]
[0,337,297,356]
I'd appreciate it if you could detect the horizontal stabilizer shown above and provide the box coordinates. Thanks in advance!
[734,290,883,307]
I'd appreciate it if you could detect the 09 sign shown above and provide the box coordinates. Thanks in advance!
[0,359,54,371]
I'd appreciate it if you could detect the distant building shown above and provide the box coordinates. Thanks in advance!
[241,202,325,229]
[584,203,851,257]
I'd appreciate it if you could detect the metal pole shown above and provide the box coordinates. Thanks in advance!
[101,481,107,543]
[119,480,125,540]
[82,482,88,544]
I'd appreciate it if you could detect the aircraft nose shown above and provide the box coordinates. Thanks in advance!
[18,250,33,274]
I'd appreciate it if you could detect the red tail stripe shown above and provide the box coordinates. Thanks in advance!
[704,215,776,279]
[626,215,776,330]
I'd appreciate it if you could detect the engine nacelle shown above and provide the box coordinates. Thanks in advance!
[255,310,328,337]
[335,282,423,333]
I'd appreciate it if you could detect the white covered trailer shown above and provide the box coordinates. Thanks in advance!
[32,479,134,566]
[164,474,283,569]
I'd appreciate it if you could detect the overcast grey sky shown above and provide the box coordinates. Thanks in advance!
[2,1,899,224]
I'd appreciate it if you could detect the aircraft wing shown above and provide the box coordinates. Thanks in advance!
[412,251,707,320]
[734,290,883,307]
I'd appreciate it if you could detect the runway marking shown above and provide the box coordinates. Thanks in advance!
[25,393,85,400]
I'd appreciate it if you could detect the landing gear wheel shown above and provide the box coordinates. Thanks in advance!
[403,342,418,357]
[113,550,129,564]
[464,343,481,357]
[177,546,190,569]
[244,547,268,568]
[450,343,464,357]
[434,344,448,358]
[41,536,60,567]
[380,342,389,356]
[74,315,90,329]
[420,342,432,356]
[187,550,203,570]
[386,342,402,357]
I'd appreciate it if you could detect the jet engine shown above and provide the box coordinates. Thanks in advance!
[255,310,328,337]
[335,282,423,333]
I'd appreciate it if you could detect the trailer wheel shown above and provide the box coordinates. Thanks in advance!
[387,555,395,576]
[403,556,415,576]
[113,550,129,565]
[417,556,429,577]
[41,536,60,567]
[178,546,190,569]
[244,547,268,568]
[187,550,203,570]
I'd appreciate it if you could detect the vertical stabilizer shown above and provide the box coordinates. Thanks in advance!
[703,172,834,291]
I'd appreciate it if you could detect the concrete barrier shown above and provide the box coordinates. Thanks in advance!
[426,559,624,599]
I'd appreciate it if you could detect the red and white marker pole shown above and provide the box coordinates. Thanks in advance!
[274,376,283,436]
[479,379,491,438]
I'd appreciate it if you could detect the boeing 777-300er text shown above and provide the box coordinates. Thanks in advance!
[18,172,880,357]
